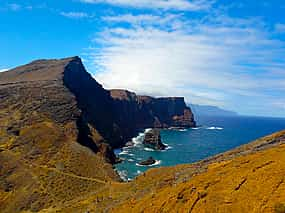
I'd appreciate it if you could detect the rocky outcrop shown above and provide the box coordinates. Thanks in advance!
[139,157,156,166]
[143,129,166,150]
[110,89,196,142]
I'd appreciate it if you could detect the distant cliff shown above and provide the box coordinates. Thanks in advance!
[110,89,196,142]
[189,104,238,118]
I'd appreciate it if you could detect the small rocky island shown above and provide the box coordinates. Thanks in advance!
[143,129,167,150]
[139,157,156,166]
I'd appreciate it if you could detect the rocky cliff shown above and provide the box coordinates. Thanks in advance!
[110,89,196,142]
[0,56,196,212]
[0,57,122,212]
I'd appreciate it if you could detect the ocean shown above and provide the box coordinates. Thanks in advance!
[114,116,285,181]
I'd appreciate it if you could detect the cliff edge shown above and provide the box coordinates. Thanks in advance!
[110,89,196,142]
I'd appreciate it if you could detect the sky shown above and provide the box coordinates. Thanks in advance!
[0,0,285,117]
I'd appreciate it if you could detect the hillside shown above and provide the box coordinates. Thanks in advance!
[39,130,285,213]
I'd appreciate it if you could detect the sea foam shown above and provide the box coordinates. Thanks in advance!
[132,128,152,146]
[144,147,155,152]
[135,160,161,167]
[116,170,128,181]
[206,126,224,130]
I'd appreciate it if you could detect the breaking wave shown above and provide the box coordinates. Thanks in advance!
[135,160,161,167]
[206,126,224,130]
[144,147,155,152]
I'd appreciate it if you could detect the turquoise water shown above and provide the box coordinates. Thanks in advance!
[114,116,285,180]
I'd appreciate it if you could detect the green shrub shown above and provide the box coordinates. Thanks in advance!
[275,203,285,213]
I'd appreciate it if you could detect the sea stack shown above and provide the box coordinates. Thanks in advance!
[143,129,167,150]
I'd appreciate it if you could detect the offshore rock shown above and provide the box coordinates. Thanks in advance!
[139,157,156,166]
[143,129,166,150]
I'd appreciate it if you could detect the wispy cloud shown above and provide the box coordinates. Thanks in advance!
[80,0,214,11]
[7,3,21,11]
[60,12,91,19]
[3,3,44,12]
[84,11,285,116]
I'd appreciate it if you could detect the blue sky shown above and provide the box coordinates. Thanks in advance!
[1,0,285,117]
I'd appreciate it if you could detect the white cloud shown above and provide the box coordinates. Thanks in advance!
[103,13,183,29]
[103,14,175,24]
[80,0,214,11]
[60,12,90,19]
[85,13,285,116]
[0,68,9,72]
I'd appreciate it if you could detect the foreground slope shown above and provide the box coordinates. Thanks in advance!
[37,130,285,213]
[113,130,285,213]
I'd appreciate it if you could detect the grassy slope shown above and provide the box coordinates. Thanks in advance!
[37,130,285,213]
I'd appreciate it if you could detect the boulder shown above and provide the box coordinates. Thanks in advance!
[139,157,156,166]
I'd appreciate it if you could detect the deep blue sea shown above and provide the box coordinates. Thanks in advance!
[114,116,285,181]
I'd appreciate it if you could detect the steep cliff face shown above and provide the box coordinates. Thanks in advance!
[144,97,196,128]
[62,57,124,150]
[110,89,196,141]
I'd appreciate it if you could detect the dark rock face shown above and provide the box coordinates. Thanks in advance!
[110,90,196,142]
[143,129,166,150]
[139,157,156,166]
[63,57,124,149]
[148,97,196,128]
